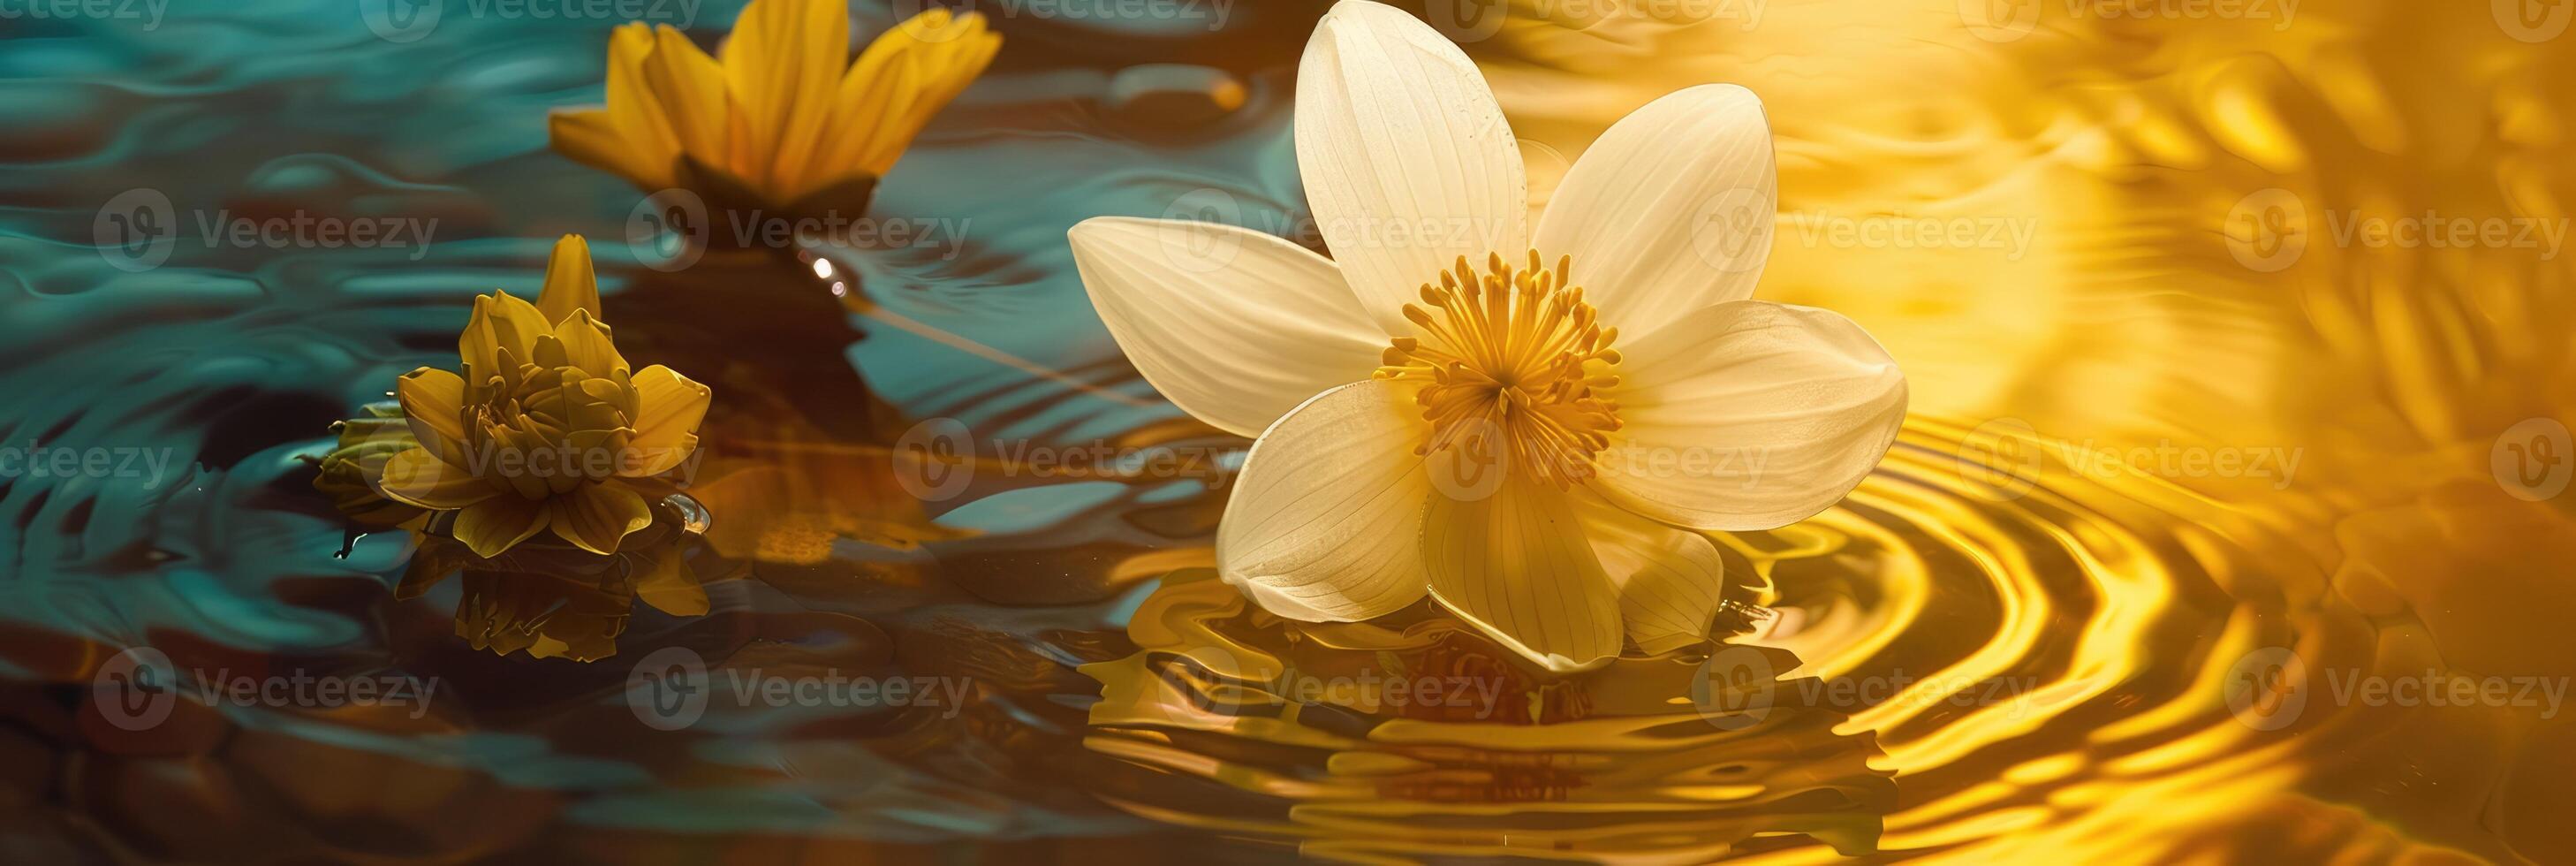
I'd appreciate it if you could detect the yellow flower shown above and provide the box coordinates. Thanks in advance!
[377,235,714,559]
[1067,2,1906,672]
[310,401,428,529]
[549,0,1001,209]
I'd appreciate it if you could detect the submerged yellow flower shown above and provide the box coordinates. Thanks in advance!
[549,0,1000,209]
[1068,2,1906,672]
[378,235,713,558]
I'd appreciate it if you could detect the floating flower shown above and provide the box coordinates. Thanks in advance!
[549,0,1000,214]
[376,234,714,559]
[1066,2,1905,672]
[310,400,428,530]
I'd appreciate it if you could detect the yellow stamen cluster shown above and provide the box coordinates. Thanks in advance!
[1375,250,1622,488]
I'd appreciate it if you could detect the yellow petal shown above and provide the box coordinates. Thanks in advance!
[1423,473,1624,672]
[635,543,708,616]
[394,367,470,461]
[549,109,669,193]
[542,309,628,378]
[720,0,849,198]
[1216,380,1435,621]
[625,365,709,476]
[811,10,998,187]
[537,235,601,325]
[606,22,681,187]
[379,445,498,510]
[547,482,653,554]
[455,494,549,558]
[640,24,733,170]
[460,292,547,388]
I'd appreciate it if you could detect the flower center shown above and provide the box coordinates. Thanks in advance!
[1375,250,1622,488]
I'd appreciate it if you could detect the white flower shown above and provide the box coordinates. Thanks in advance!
[1066,1,1905,672]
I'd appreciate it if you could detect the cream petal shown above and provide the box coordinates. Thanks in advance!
[1424,473,1624,672]
[1574,490,1729,655]
[1070,216,1390,437]
[1216,379,1435,622]
[1533,85,1777,338]
[1295,0,1527,332]
[1595,300,1906,530]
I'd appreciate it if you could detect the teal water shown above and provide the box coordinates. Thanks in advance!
[0,2,1324,859]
